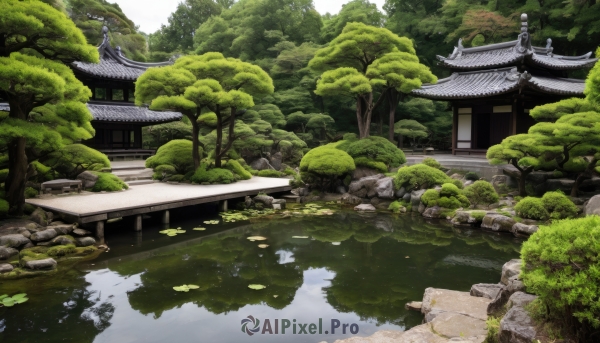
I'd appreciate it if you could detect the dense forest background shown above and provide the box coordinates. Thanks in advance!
[43,0,600,149]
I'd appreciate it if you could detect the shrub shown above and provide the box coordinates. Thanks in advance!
[438,196,462,209]
[456,194,471,208]
[471,211,486,221]
[542,191,578,220]
[440,183,460,197]
[24,187,38,199]
[464,171,480,181]
[484,317,500,343]
[421,189,440,206]
[464,181,499,207]
[167,174,186,182]
[290,173,304,188]
[0,169,9,183]
[191,164,235,184]
[91,172,129,192]
[394,164,462,191]
[282,167,297,176]
[146,140,201,175]
[224,160,252,180]
[388,201,405,213]
[422,157,442,170]
[521,216,600,338]
[300,145,355,190]
[153,165,177,180]
[43,144,110,179]
[515,197,549,220]
[0,198,8,216]
[339,136,406,168]
[257,170,282,178]
[353,157,388,173]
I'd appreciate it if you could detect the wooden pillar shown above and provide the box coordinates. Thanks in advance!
[219,200,228,212]
[96,221,105,244]
[452,105,458,155]
[512,100,518,135]
[162,210,170,224]
[134,231,143,247]
[134,215,142,231]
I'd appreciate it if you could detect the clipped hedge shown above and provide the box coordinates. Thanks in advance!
[421,183,469,209]
[353,157,388,173]
[422,157,442,170]
[463,181,499,207]
[300,145,355,190]
[257,170,283,178]
[91,172,129,192]
[224,160,252,180]
[339,136,406,168]
[521,216,600,337]
[542,191,578,220]
[146,140,201,175]
[394,164,462,190]
[515,197,549,220]
[421,189,440,206]
[191,164,236,184]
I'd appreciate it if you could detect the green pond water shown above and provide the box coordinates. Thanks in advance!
[0,206,523,343]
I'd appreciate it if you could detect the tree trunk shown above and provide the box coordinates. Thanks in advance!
[388,90,400,142]
[5,137,27,215]
[187,112,200,170]
[571,157,599,197]
[215,106,223,168]
[503,166,532,197]
[215,107,237,166]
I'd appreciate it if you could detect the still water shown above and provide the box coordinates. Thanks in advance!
[0,205,522,343]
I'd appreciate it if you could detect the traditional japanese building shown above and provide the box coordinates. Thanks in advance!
[70,26,182,159]
[413,14,597,155]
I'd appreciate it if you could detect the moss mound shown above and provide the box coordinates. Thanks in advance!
[515,197,549,220]
[463,180,499,207]
[422,157,442,170]
[91,172,128,192]
[300,145,355,190]
[257,170,283,178]
[191,163,236,184]
[146,139,201,177]
[24,187,38,199]
[224,160,252,180]
[515,192,578,221]
[338,136,406,168]
[394,164,462,190]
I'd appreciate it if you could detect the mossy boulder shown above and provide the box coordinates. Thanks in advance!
[191,163,236,184]
[90,172,128,192]
[337,136,406,170]
[146,139,201,177]
[300,145,355,190]
[394,164,462,191]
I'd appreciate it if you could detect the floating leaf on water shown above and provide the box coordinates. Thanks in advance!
[247,236,267,241]
[14,297,28,304]
[248,284,266,290]
[186,285,200,289]
[331,242,341,246]
[0,295,8,300]
[173,285,190,292]
[292,236,309,239]
[2,298,15,307]
[273,295,278,298]
[193,227,206,231]
[167,233,177,237]
[176,230,186,234]
[160,228,186,237]
[258,244,269,248]
[405,256,410,258]
[12,294,27,299]
[203,220,219,225]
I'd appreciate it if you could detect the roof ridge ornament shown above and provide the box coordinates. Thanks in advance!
[447,38,464,60]
[99,26,110,59]
[514,14,532,55]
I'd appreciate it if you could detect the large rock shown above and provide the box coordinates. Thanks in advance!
[354,204,376,212]
[30,228,58,242]
[421,288,491,322]
[488,275,526,314]
[51,235,75,246]
[0,263,14,273]
[352,166,381,180]
[423,206,443,219]
[250,158,274,171]
[0,234,32,248]
[470,283,503,300]
[341,193,362,205]
[23,257,57,270]
[269,152,283,171]
[491,175,511,193]
[253,195,274,207]
[499,294,537,343]
[395,187,406,199]
[585,194,600,216]
[481,214,516,233]
[411,189,426,213]
[30,207,49,226]
[75,237,96,247]
[348,174,385,199]
[507,292,537,309]
[0,246,19,260]
[511,223,538,236]
[429,311,488,341]
[375,177,395,199]
[271,199,286,210]
[77,171,99,189]
[72,228,91,237]
[501,259,522,285]
[544,178,575,193]
[49,224,75,235]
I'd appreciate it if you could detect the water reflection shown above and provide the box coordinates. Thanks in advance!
[0,211,522,343]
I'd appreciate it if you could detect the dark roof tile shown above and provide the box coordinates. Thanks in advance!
[88,104,182,123]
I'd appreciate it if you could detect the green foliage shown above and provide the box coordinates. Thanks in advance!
[394,164,461,190]
[541,192,578,220]
[42,144,110,179]
[353,157,388,173]
[388,200,405,213]
[146,140,200,175]
[421,157,442,170]
[191,164,236,184]
[484,316,501,343]
[440,183,460,197]
[257,170,283,178]
[521,216,600,336]
[224,160,252,180]
[0,169,8,183]
[91,173,129,192]
[464,181,499,207]
[421,189,440,207]
[471,211,487,222]
[24,187,38,199]
[464,172,480,181]
[0,199,8,216]
[340,136,406,168]
[515,197,549,221]
[438,196,462,209]
[300,145,355,190]
[529,98,596,122]
[47,244,76,257]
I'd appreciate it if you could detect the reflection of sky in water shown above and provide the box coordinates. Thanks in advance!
[88,268,399,343]
[276,250,295,264]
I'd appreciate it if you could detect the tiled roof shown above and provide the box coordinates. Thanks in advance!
[530,53,597,70]
[0,103,182,123]
[88,103,182,123]
[412,68,586,100]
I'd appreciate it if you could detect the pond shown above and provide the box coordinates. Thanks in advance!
[0,205,523,343]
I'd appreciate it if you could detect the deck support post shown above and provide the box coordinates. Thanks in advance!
[95,221,105,244]
[134,214,142,231]
[162,210,170,224]
[219,199,228,212]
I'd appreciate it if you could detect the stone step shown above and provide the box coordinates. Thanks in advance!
[127,180,156,186]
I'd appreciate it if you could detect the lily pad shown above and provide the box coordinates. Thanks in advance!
[248,284,266,290]
[193,227,206,231]
[173,284,200,292]
[0,295,8,300]
[258,244,269,248]
[1,293,28,307]
[292,236,309,239]
[273,295,279,298]
[247,236,267,241]
[203,220,219,225]
[186,284,200,289]
[331,242,341,246]
[160,228,186,237]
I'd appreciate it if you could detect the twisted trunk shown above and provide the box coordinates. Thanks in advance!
[187,111,201,170]
[5,100,31,215]
[571,157,599,197]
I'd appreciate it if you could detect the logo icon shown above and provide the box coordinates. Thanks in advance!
[241,315,261,336]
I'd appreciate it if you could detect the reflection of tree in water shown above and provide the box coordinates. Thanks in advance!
[112,230,303,318]
[0,270,114,343]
